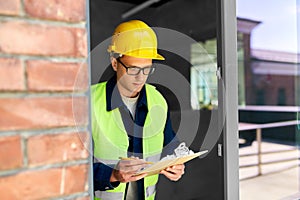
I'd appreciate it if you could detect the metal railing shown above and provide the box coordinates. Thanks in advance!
[239,120,299,175]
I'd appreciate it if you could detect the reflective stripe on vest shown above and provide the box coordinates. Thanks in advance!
[146,185,156,197]
[95,191,123,200]
[92,82,168,200]
[95,185,155,200]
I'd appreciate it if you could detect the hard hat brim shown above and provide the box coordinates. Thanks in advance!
[154,53,165,60]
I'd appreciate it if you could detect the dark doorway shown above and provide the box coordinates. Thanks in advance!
[89,0,224,199]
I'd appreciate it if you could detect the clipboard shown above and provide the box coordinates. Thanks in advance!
[135,150,208,177]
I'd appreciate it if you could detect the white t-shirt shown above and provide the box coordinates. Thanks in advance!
[121,94,140,199]
[126,181,138,200]
[121,94,139,119]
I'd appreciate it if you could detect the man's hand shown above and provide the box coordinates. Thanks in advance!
[160,164,185,181]
[110,158,148,183]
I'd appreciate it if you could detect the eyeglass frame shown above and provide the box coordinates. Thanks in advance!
[116,57,156,76]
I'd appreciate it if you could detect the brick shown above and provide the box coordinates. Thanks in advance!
[0,58,25,91]
[0,21,86,57]
[27,132,89,166]
[0,97,88,131]
[24,0,86,22]
[75,28,88,57]
[26,60,88,92]
[0,0,20,16]
[0,135,22,170]
[0,168,61,199]
[0,165,88,199]
[64,165,88,194]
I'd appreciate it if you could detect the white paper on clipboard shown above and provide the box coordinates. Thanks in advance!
[135,150,208,177]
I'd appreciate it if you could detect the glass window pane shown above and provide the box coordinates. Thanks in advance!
[190,39,218,110]
[237,0,300,199]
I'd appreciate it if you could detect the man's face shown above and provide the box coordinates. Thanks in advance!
[112,55,153,97]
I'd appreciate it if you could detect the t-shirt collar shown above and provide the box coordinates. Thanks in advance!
[106,75,148,111]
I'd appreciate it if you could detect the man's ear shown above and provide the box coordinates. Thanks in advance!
[111,57,117,71]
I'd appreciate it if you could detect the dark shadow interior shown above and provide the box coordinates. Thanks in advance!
[89,0,224,199]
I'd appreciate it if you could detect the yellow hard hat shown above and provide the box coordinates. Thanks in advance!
[108,20,165,60]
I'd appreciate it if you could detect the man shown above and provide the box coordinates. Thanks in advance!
[92,20,185,200]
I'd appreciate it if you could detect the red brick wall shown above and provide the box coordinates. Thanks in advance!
[0,0,90,199]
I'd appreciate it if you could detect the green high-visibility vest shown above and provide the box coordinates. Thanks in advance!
[91,82,168,200]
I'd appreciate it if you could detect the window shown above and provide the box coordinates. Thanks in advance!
[255,89,265,105]
[237,32,246,105]
[277,88,286,105]
[190,39,218,110]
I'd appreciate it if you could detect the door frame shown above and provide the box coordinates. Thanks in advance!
[85,0,239,199]
[220,0,240,199]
